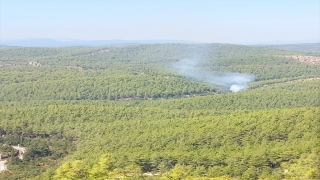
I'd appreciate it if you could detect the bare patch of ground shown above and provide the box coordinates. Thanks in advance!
[66,66,83,71]
[90,48,109,55]
[277,55,320,64]
[0,160,7,173]
[29,61,42,67]
[0,61,19,68]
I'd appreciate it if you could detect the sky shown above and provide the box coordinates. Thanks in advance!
[0,0,319,44]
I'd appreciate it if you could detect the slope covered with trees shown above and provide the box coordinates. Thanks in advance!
[0,43,319,179]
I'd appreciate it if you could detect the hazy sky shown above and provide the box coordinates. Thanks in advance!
[0,0,319,44]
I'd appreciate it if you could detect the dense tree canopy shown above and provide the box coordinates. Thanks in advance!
[0,43,319,179]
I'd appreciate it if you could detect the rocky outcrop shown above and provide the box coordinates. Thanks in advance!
[29,61,42,67]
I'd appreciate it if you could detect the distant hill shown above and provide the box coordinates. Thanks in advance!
[267,43,320,52]
[0,39,196,47]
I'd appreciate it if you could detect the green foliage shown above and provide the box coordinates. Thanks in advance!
[0,43,319,179]
[165,164,194,180]
[54,160,89,180]
[88,153,114,179]
[24,143,52,161]
[281,152,320,180]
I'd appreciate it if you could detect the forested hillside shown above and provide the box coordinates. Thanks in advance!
[0,44,319,179]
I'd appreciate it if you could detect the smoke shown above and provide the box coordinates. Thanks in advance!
[172,58,255,92]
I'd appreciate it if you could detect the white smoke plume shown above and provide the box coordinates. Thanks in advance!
[172,58,255,92]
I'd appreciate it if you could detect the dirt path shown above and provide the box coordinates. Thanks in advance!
[0,160,7,172]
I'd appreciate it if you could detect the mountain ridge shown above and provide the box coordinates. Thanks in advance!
[0,38,197,47]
